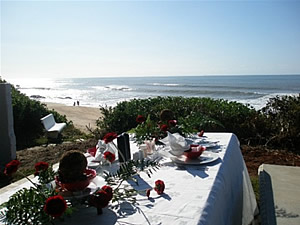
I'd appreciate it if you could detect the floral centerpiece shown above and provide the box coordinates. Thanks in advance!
[0,137,163,225]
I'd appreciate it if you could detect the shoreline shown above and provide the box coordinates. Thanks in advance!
[44,102,102,133]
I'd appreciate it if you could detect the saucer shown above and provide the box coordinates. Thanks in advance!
[171,151,219,165]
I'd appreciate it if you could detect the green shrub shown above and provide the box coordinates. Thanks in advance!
[260,94,300,151]
[11,86,69,149]
[97,96,260,144]
[1,78,71,149]
[96,95,300,151]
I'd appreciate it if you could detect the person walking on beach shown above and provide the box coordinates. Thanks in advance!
[73,102,76,106]
[77,100,80,106]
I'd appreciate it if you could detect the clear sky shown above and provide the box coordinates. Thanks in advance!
[1,0,300,79]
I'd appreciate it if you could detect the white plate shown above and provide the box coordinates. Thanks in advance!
[170,151,219,165]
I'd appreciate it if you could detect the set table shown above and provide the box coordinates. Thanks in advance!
[0,133,258,225]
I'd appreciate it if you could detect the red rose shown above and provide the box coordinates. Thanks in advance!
[87,147,97,157]
[90,190,110,208]
[198,130,204,137]
[44,195,67,218]
[104,151,116,163]
[168,120,177,127]
[101,185,113,201]
[4,160,20,176]
[103,132,118,144]
[34,162,49,175]
[160,124,168,132]
[154,180,165,195]
[136,115,145,123]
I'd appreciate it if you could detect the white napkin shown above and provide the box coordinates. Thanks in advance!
[94,140,117,162]
[167,132,190,156]
[94,140,107,161]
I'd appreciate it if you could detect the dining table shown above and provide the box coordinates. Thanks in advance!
[0,132,258,225]
[62,132,258,225]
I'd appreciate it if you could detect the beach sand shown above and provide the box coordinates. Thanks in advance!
[44,102,102,133]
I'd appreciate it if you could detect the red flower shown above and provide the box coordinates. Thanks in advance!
[87,147,97,157]
[103,132,118,144]
[160,124,168,132]
[104,151,116,163]
[4,160,20,176]
[34,162,49,175]
[136,115,145,123]
[146,189,151,198]
[154,180,165,195]
[198,130,204,137]
[101,185,113,201]
[90,190,110,209]
[168,120,177,127]
[44,195,67,218]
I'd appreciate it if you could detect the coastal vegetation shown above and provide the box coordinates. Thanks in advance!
[97,95,300,153]
[0,78,84,150]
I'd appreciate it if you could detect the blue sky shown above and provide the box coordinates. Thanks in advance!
[1,0,300,79]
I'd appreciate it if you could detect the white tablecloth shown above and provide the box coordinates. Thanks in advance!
[60,132,258,225]
[0,133,258,225]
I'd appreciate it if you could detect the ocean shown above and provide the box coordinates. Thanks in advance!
[7,75,300,110]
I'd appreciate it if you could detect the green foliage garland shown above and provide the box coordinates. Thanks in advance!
[0,158,160,224]
[0,165,58,225]
[104,159,160,205]
[0,187,55,225]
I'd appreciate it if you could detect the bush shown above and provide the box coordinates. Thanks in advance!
[97,96,260,144]
[260,94,300,151]
[12,89,64,148]
[1,78,69,149]
[97,95,300,152]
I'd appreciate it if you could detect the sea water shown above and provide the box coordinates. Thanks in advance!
[7,75,300,110]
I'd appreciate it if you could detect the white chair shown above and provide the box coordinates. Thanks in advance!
[40,113,66,139]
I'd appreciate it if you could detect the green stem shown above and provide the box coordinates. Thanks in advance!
[22,173,39,189]
[114,179,125,192]
[19,172,50,199]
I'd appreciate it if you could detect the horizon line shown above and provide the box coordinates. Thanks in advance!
[4,73,300,80]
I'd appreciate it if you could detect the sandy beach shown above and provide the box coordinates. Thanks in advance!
[44,102,102,133]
